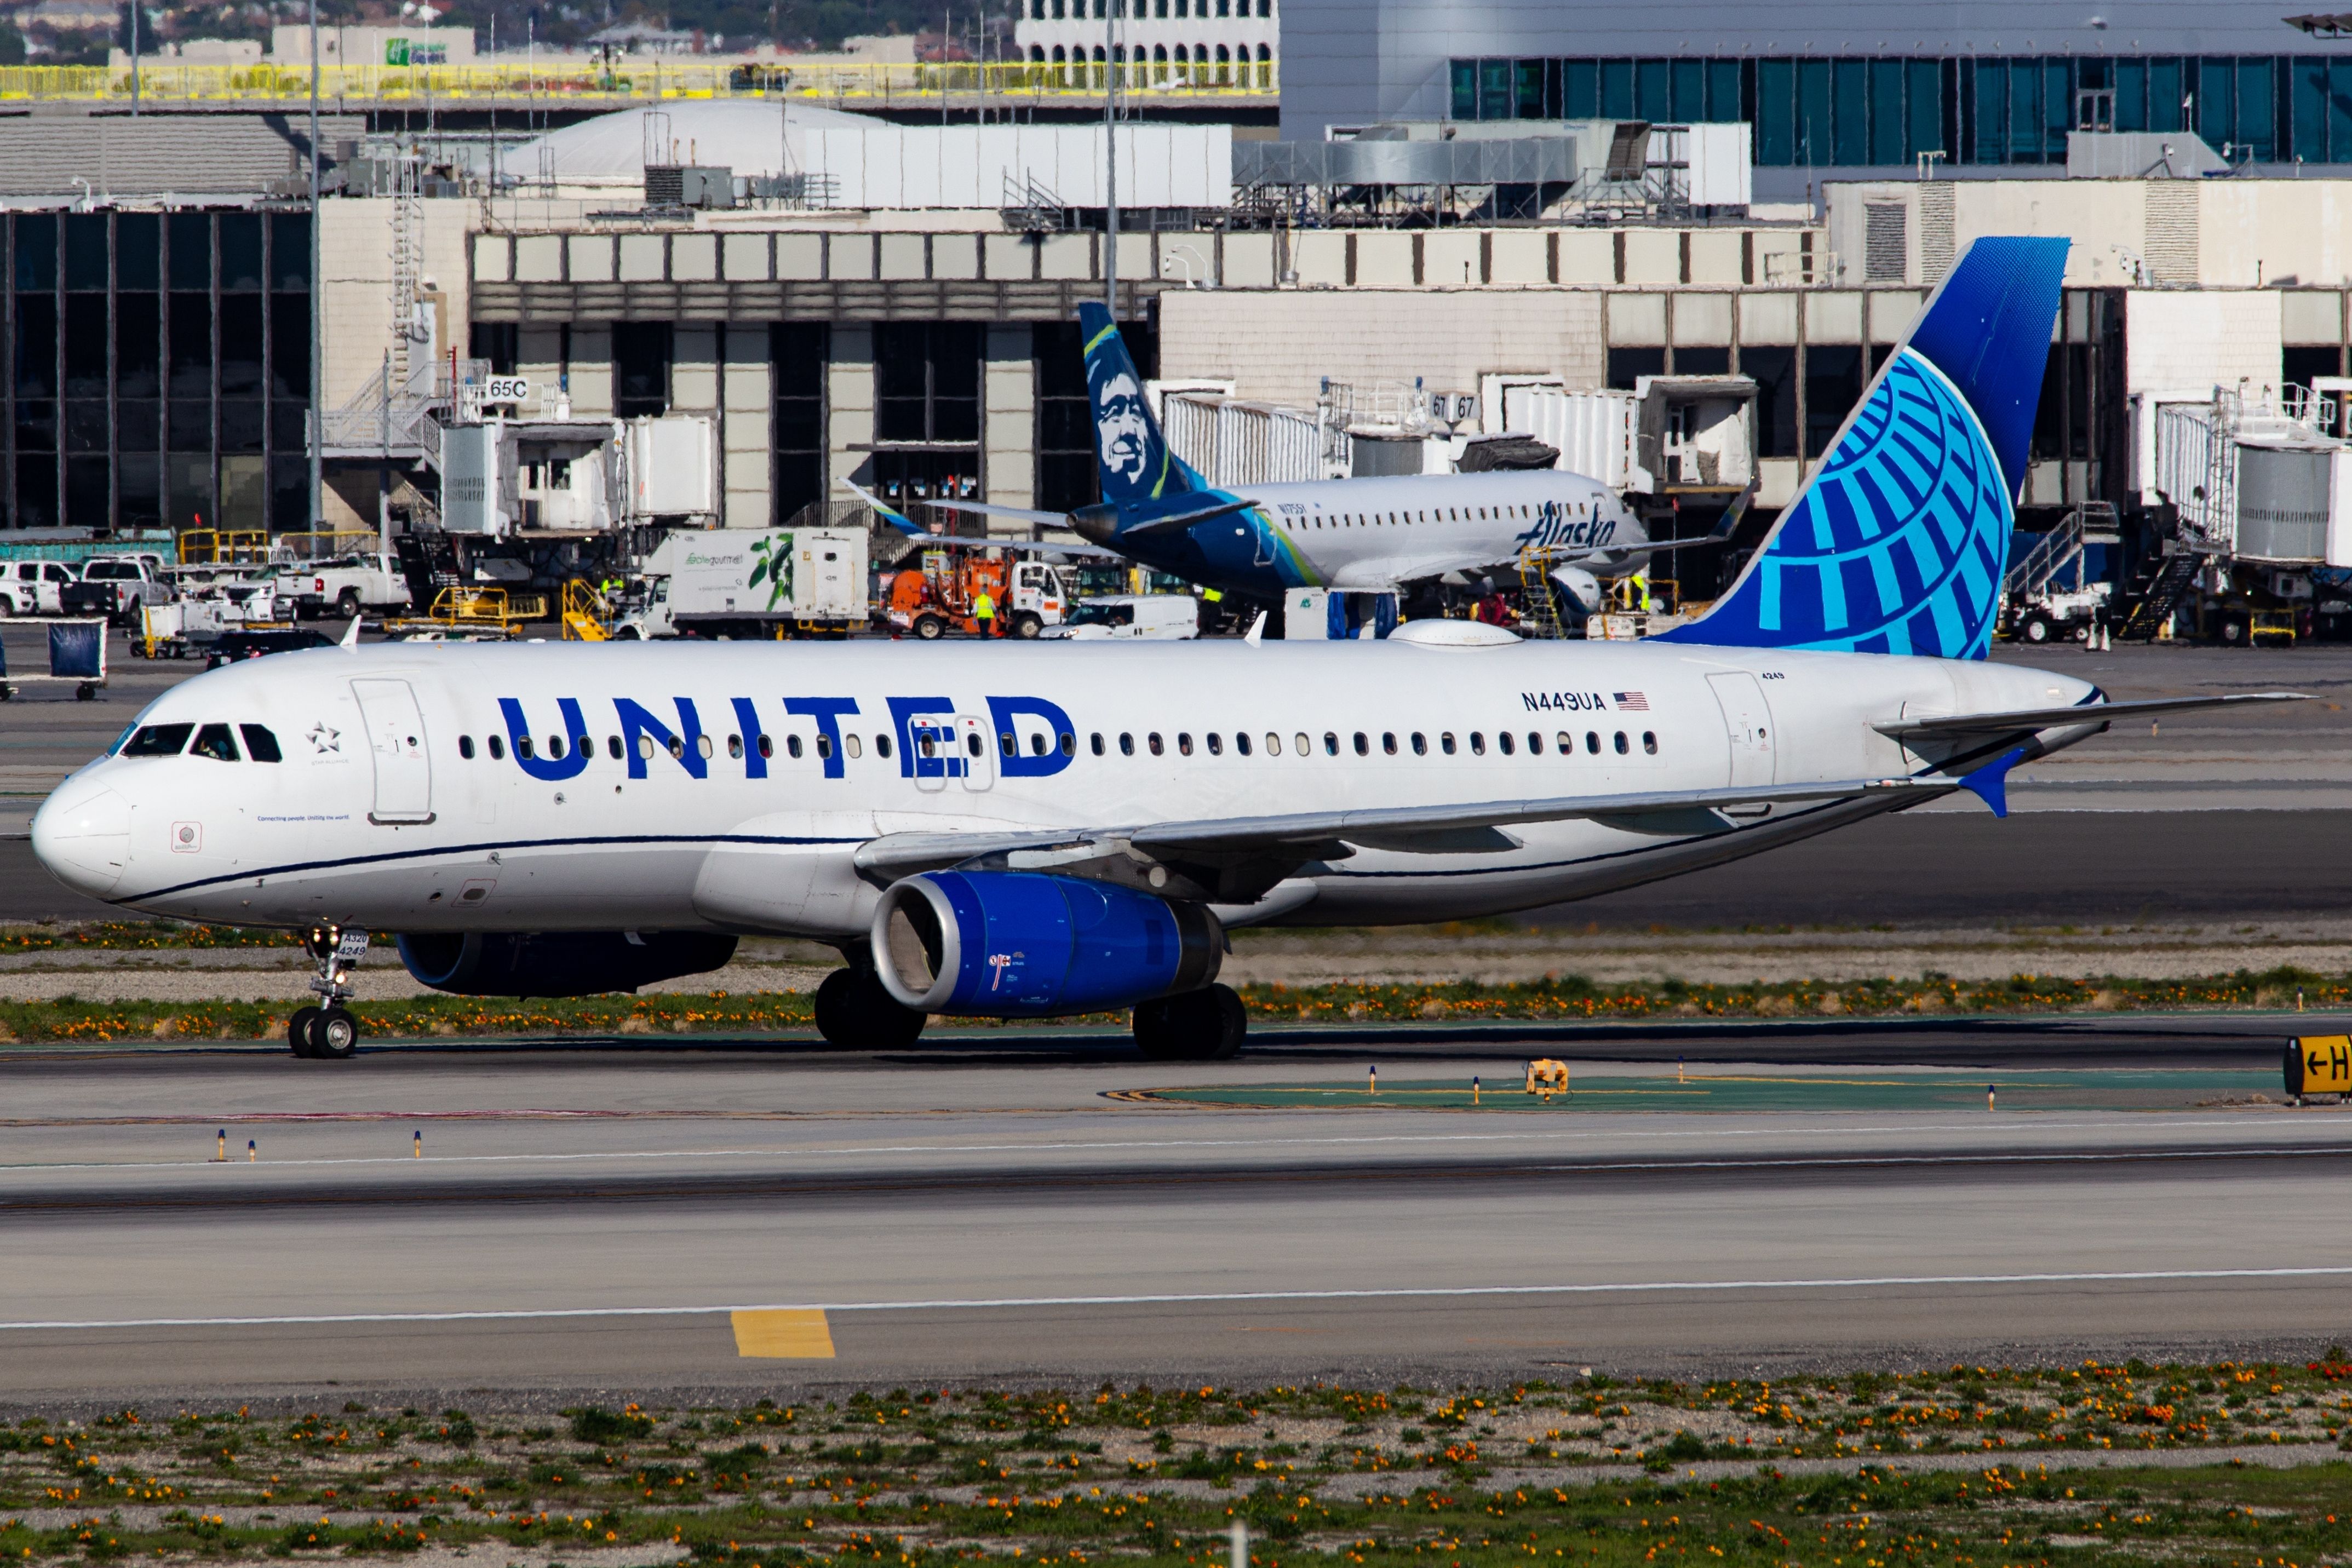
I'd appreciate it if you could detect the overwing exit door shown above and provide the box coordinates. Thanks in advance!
[351,678,434,823]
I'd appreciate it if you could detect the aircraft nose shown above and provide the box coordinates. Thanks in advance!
[31,779,129,898]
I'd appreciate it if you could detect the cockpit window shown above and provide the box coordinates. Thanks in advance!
[190,724,240,762]
[240,725,283,762]
[107,723,135,755]
[122,723,193,756]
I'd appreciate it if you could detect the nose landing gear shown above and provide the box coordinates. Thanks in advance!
[290,923,368,1060]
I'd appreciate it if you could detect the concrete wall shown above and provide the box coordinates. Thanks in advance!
[1160,288,1604,405]
[722,326,773,530]
[319,198,475,411]
[985,327,1034,526]
[828,325,874,495]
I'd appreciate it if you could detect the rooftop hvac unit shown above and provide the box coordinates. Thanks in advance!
[645,164,735,209]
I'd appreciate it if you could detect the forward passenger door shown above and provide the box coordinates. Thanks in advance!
[351,678,435,824]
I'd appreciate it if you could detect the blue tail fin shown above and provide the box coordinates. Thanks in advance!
[1076,302,1199,506]
[1657,236,2068,659]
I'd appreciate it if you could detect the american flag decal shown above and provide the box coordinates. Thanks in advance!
[1613,691,1649,711]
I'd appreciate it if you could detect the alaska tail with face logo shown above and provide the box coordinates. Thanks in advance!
[1079,301,1200,506]
[1655,236,2067,660]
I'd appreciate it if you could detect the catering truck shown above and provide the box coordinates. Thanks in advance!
[612,527,869,640]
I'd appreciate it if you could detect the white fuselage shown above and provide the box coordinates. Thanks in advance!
[32,639,2093,937]
[1218,469,1645,590]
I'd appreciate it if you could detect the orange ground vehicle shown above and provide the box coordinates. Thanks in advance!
[882,551,1075,639]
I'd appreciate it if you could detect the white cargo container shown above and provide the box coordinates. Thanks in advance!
[1516,376,1756,496]
[622,415,718,521]
[616,526,868,639]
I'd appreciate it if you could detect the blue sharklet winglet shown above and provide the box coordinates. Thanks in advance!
[1957,746,2029,818]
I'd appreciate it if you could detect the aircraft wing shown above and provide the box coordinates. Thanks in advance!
[1327,553,1504,589]
[852,773,1943,888]
[923,498,1071,527]
[1874,692,2307,739]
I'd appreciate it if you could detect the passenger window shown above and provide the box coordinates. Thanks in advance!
[1498,731,1515,756]
[1382,732,1397,755]
[1526,732,1543,755]
[1557,731,1573,753]
[1236,732,1253,756]
[1322,732,1339,756]
[191,723,240,762]
[727,734,744,760]
[845,734,863,760]
[1265,732,1282,756]
[1178,733,1194,756]
[1614,731,1630,754]
[1585,731,1600,754]
[1148,733,1164,756]
[877,734,893,759]
[758,734,773,759]
[999,732,1015,757]
[788,734,805,759]
[1091,733,1106,756]
[547,736,566,760]
[518,736,535,760]
[488,734,506,761]
[604,736,619,759]
[1059,731,1076,756]
[1120,732,1135,756]
[240,723,282,763]
[1643,731,1659,754]
[1352,732,1368,756]
[1412,732,1427,755]
[666,736,685,761]
[577,732,593,760]
[1293,732,1310,755]
[1470,732,1487,755]
[1206,733,1223,756]
[458,734,475,760]
[816,735,833,760]
[1441,732,1456,755]
[965,733,982,757]
[124,723,194,756]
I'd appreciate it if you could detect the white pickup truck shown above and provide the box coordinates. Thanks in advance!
[273,553,412,619]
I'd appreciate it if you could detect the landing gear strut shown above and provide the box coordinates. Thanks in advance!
[1133,983,1247,1061]
[290,923,367,1060]
[812,966,927,1048]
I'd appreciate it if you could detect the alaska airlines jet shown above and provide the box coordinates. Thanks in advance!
[30,238,2296,1062]
[921,301,1657,604]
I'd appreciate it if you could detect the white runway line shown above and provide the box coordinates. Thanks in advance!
[5,1265,2352,1332]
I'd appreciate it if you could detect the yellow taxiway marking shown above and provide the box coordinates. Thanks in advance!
[731,1308,835,1359]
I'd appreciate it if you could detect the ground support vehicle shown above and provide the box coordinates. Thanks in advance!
[273,553,412,621]
[612,527,868,640]
[383,587,530,641]
[0,617,105,699]
[883,554,1077,640]
[2005,582,2113,645]
[0,560,76,615]
[1041,594,1201,640]
[62,557,173,625]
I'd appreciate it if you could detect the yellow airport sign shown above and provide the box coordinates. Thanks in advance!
[2286,1035,2352,1098]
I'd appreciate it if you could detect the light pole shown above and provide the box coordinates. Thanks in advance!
[308,0,323,531]
[1103,0,1115,317]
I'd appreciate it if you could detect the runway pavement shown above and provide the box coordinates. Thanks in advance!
[0,1020,2344,1404]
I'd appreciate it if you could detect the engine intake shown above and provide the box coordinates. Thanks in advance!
[873,870,1221,1016]
[395,931,738,998]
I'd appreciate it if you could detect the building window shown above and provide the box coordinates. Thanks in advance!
[772,321,828,526]
[875,321,980,444]
[1803,345,1863,458]
[1742,344,1798,461]
[613,321,671,418]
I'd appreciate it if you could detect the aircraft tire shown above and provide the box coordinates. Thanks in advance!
[312,1007,360,1060]
[1134,984,1246,1061]
[814,968,927,1048]
[287,1004,323,1058]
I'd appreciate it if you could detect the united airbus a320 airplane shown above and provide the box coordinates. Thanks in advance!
[31,237,2297,1061]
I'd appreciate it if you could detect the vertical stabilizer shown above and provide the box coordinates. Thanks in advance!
[1657,236,2069,659]
[1076,302,1198,506]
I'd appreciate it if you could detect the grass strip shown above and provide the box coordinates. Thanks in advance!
[5,1364,2352,1564]
[1,966,2347,1044]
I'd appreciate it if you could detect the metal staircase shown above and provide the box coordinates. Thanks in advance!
[2005,501,2118,601]
[2114,548,2204,641]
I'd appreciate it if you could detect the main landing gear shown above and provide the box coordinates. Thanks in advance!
[289,923,368,1060]
[813,966,928,1048]
[1133,984,1247,1061]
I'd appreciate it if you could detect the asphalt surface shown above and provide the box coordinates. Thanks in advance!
[0,1020,2342,1402]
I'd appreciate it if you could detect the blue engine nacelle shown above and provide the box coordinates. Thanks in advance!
[395,931,738,998]
[871,871,1223,1017]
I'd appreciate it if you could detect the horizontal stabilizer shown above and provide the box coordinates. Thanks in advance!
[1875,692,2307,739]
